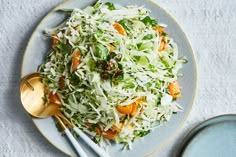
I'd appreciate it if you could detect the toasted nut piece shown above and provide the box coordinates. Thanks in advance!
[59,76,65,88]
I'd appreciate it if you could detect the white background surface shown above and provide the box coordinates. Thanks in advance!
[1,0,236,156]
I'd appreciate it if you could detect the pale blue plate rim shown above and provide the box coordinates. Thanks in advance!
[178,114,236,157]
[181,120,236,157]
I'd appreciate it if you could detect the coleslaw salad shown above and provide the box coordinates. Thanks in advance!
[39,1,187,149]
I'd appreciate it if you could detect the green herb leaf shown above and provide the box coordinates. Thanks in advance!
[137,56,149,66]
[136,130,151,137]
[94,44,109,60]
[118,18,132,31]
[55,121,64,132]
[137,42,153,51]
[56,42,72,54]
[133,56,141,61]
[93,1,102,9]
[146,82,152,88]
[88,59,96,71]
[137,43,142,49]
[143,34,153,40]
[105,2,115,10]
[95,29,103,37]
[141,16,158,27]
[124,83,135,89]
[162,32,167,36]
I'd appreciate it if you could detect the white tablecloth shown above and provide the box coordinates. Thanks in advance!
[1,0,236,156]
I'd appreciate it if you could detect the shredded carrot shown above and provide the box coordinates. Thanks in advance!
[112,123,124,132]
[102,130,117,139]
[96,127,102,135]
[48,92,61,105]
[153,26,164,36]
[168,81,181,98]
[117,98,146,115]
[86,123,102,135]
[130,103,139,116]
[52,34,58,49]
[113,22,127,36]
[71,49,81,71]
[116,104,133,114]
[158,38,166,51]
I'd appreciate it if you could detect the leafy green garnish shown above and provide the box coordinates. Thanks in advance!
[55,121,64,132]
[143,34,153,40]
[118,18,132,31]
[88,59,96,71]
[133,56,141,61]
[137,56,149,66]
[145,82,152,88]
[93,1,102,9]
[135,130,151,137]
[94,44,109,60]
[137,43,142,49]
[56,42,72,54]
[105,2,115,10]
[95,29,103,37]
[141,16,158,27]
[140,130,151,137]
[124,82,135,89]
[42,93,49,105]
[162,32,167,36]
[137,42,153,51]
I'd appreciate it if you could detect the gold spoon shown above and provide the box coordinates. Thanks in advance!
[20,72,111,157]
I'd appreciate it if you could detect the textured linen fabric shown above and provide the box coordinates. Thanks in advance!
[0,0,236,156]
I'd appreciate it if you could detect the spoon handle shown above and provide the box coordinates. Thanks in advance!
[64,128,88,157]
[55,116,88,157]
[73,127,111,157]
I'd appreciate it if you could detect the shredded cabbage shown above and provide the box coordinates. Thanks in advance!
[39,1,187,149]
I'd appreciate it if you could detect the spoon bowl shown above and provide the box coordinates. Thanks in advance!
[20,72,67,117]
[20,73,50,118]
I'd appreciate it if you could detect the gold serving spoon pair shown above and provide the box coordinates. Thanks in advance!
[20,72,111,157]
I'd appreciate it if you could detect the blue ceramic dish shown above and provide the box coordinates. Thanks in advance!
[178,114,236,156]
[182,120,236,157]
